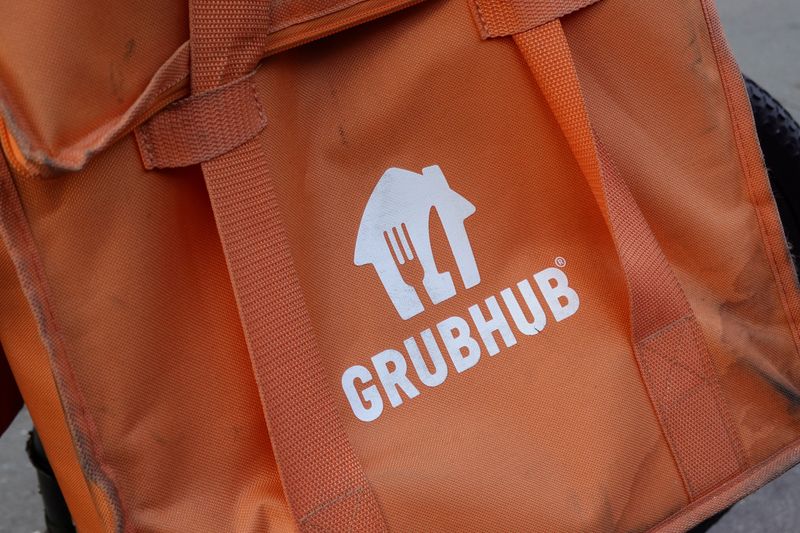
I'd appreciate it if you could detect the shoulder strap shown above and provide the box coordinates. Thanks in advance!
[188,2,388,531]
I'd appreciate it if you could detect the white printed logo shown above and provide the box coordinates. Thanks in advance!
[345,164,582,422]
[354,165,480,319]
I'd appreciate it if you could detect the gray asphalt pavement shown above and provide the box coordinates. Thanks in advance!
[1,1,799,531]
[0,410,41,533]
[718,0,800,119]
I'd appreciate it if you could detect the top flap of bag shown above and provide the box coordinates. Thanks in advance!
[261,0,427,55]
[0,1,190,174]
[0,0,427,175]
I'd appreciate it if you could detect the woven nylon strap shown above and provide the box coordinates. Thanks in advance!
[135,73,266,169]
[471,0,601,38]
[188,2,387,531]
[513,20,748,499]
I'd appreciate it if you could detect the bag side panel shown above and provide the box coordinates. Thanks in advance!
[0,243,104,532]
[563,0,800,467]
[3,134,296,531]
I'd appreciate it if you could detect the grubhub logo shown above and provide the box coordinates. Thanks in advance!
[354,165,480,319]
[345,165,581,422]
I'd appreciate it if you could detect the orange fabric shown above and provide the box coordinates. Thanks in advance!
[135,73,267,169]
[190,2,387,530]
[653,437,800,532]
[202,137,388,532]
[562,0,800,472]
[0,207,105,532]
[1,132,295,531]
[1,0,800,531]
[699,0,800,353]
[0,2,189,173]
[512,19,747,499]
[0,153,126,530]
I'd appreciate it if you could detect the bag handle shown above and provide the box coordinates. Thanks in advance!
[511,19,748,500]
[187,2,388,531]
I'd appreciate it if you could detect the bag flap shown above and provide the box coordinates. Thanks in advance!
[0,1,189,174]
[260,0,427,56]
[0,0,426,175]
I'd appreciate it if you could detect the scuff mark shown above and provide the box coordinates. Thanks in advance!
[110,64,125,104]
[111,39,137,103]
[743,358,800,410]
[719,242,800,436]
[337,124,348,146]
[124,39,136,61]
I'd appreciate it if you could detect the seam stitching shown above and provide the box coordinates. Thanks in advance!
[299,486,365,525]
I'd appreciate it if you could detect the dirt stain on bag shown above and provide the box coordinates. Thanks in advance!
[720,244,800,448]
[110,39,137,104]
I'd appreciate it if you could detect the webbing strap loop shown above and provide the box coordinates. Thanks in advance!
[135,73,266,169]
[471,0,602,38]
[513,20,748,499]
[186,1,389,531]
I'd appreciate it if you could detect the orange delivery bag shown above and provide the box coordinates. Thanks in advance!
[1,0,800,531]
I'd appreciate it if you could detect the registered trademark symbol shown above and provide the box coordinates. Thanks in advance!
[555,256,567,268]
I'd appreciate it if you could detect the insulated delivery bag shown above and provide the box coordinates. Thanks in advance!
[1,0,800,531]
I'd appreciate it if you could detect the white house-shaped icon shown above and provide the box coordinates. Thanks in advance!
[354,165,480,320]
